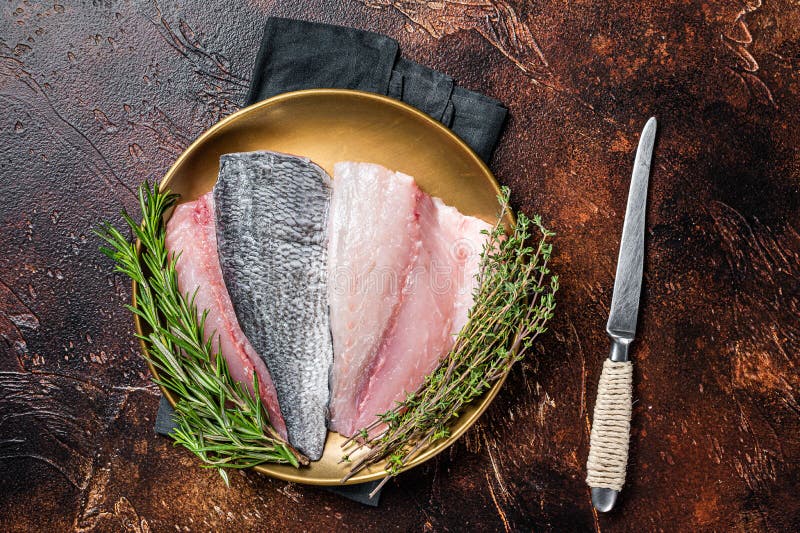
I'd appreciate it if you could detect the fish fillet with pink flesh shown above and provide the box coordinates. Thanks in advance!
[328,162,492,437]
[165,191,288,439]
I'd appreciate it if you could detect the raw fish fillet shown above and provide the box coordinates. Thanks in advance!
[328,162,492,437]
[164,192,287,439]
[214,151,333,460]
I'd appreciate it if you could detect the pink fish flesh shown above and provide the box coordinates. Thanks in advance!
[327,162,492,437]
[164,192,288,439]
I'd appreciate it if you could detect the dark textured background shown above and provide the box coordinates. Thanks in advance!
[1,1,798,531]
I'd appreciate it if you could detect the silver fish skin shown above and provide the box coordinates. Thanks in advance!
[213,150,333,460]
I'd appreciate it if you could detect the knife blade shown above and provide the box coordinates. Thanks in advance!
[586,117,656,512]
[606,116,657,347]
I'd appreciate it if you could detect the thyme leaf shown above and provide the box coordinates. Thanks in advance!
[341,187,558,496]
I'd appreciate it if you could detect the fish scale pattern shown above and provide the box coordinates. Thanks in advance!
[214,151,333,460]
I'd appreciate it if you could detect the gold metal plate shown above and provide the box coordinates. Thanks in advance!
[140,89,512,485]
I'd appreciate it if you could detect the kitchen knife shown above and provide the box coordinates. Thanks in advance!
[586,117,657,512]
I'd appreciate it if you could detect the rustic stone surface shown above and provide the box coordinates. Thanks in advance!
[1,1,798,531]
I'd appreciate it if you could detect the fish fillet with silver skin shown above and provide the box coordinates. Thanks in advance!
[213,151,333,461]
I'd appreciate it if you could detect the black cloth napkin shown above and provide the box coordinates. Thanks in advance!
[247,17,507,162]
[155,16,507,506]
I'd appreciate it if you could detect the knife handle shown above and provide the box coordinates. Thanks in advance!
[586,356,633,510]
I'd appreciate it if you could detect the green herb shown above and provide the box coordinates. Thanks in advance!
[96,183,307,482]
[341,187,558,496]
[97,182,554,489]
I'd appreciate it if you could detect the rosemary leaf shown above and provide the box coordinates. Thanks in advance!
[97,182,307,477]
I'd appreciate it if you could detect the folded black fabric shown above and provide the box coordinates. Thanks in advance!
[247,18,398,103]
[247,17,507,162]
[154,396,176,438]
[155,16,508,507]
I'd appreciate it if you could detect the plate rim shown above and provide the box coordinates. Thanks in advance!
[133,88,513,485]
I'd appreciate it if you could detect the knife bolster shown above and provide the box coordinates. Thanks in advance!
[608,338,631,362]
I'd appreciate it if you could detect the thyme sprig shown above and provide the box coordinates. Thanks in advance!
[97,183,306,483]
[341,187,558,496]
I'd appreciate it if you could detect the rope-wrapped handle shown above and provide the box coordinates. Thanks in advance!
[586,359,633,492]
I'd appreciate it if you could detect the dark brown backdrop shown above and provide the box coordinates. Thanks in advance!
[1,1,798,531]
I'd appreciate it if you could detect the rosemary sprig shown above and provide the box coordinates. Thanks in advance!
[341,187,558,496]
[96,183,306,482]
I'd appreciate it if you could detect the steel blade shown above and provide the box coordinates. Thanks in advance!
[606,117,656,339]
